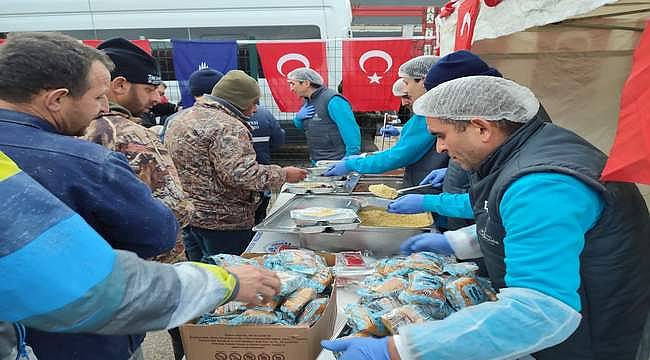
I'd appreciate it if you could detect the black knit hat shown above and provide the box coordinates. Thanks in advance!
[189,68,223,97]
[98,38,161,85]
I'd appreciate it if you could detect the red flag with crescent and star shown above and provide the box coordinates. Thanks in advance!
[256,41,328,112]
[454,0,481,51]
[342,38,418,111]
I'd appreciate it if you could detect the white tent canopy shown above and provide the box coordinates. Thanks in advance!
[435,0,650,202]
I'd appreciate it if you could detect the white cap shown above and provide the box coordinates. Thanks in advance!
[286,67,324,86]
[413,76,540,123]
[398,55,439,79]
[392,78,407,97]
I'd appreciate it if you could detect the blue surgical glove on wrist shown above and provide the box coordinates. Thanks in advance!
[379,125,400,137]
[387,194,426,214]
[321,337,390,360]
[295,104,316,121]
[400,232,453,255]
[324,160,350,176]
[419,167,447,188]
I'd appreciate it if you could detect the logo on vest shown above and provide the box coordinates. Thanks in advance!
[479,226,499,246]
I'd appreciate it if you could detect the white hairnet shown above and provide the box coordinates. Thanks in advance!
[398,55,439,79]
[392,78,407,97]
[413,76,540,123]
[286,67,324,86]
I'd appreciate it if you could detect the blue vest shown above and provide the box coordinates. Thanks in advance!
[470,115,650,359]
[303,87,347,161]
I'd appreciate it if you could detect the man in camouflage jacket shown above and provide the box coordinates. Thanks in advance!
[165,70,307,258]
[82,38,193,265]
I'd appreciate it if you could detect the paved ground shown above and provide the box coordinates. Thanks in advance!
[142,331,174,360]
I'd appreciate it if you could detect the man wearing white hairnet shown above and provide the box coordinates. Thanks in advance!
[323,55,449,189]
[323,76,650,359]
[287,67,360,162]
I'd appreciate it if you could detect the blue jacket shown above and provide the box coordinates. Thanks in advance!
[345,114,435,174]
[0,109,178,360]
[248,106,286,165]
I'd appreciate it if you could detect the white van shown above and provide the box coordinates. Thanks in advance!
[0,1,355,161]
[0,0,352,40]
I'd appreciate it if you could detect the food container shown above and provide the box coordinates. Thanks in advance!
[254,195,435,256]
[290,207,359,226]
[295,219,361,234]
[315,160,339,168]
[306,166,329,177]
[285,182,336,195]
[352,175,404,194]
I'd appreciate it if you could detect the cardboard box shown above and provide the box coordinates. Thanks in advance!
[181,252,337,360]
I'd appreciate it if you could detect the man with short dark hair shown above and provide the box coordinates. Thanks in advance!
[0,32,178,360]
[287,67,360,162]
[325,76,650,359]
[81,38,194,265]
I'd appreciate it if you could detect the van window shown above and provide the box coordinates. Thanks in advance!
[61,25,321,41]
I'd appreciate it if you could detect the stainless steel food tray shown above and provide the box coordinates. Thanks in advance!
[254,195,435,256]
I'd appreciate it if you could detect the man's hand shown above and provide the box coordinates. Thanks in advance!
[379,125,400,137]
[283,167,308,183]
[295,104,316,122]
[387,194,426,214]
[419,167,447,188]
[228,265,281,306]
[400,233,453,255]
[323,161,350,176]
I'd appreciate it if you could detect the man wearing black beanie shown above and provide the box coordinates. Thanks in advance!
[80,37,194,359]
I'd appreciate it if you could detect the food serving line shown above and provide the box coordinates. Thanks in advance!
[245,166,439,360]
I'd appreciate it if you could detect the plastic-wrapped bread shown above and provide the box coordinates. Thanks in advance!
[398,271,447,306]
[297,298,329,326]
[445,276,489,310]
[281,288,317,320]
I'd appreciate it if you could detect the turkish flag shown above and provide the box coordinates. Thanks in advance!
[454,0,481,51]
[257,41,327,112]
[83,39,152,55]
[342,38,418,111]
[601,22,650,185]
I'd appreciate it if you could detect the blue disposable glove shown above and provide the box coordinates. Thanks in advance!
[321,337,390,360]
[295,104,316,121]
[400,232,453,255]
[379,125,400,137]
[419,167,447,187]
[324,161,350,176]
[387,194,426,214]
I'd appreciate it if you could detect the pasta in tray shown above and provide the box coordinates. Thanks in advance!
[358,206,433,228]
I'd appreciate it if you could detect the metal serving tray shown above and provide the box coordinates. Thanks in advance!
[254,195,435,256]
[352,175,404,195]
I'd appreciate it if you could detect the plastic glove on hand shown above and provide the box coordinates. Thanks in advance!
[323,161,350,176]
[400,232,453,255]
[321,337,390,360]
[387,194,426,214]
[379,125,400,137]
[419,167,447,188]
[295,104,316,121]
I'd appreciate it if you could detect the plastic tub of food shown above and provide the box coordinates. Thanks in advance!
[306,167,329,177]
[285,182,336,194]
[290,207,359,226]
